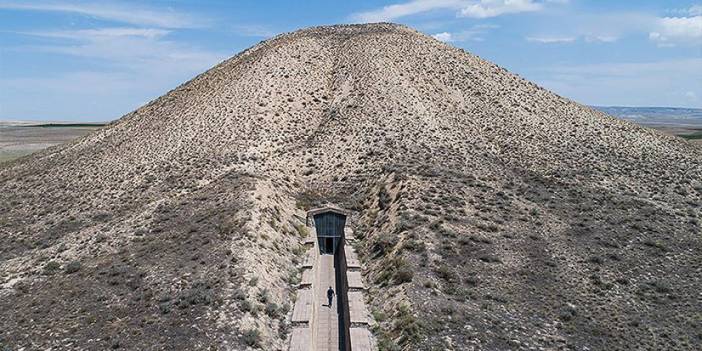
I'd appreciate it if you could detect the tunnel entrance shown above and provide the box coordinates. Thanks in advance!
[323,237,334,254]
[308,206,352,351]
[312,209,345,256]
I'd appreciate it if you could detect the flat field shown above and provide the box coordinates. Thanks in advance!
[641,123,702,145]
[0,122,103,163]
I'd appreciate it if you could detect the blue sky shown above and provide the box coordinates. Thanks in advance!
[0,0,701,122]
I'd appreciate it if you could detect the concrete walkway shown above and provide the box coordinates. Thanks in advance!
[292,288,313,323]
[350,328,373,350]
[289,223,376,351]
[315,254,339,351]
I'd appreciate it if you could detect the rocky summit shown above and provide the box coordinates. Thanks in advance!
[1,23,700,350]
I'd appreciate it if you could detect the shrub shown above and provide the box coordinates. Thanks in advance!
[394,266,414,284]
[159,301,172,314]
[478,254,501,263]
[378,336,401,351]
[257,289,270,303]
[176,280,214,308]
[643,239,668,252]
[378,186,392,210]
[587,256,604,264]
[465,276,479,286]
[242,329,261,347]
[64,260,81,274]
[265,302,280,318]
[43,261,61,275]
[278,321,291,340]
[559,304,577,321]
[371,235,398,258]
[240,300,253,313]
[394,303,421,344]
[286,269,300,286]
[402,239,426,253]
[233,289,246,300]
[372,308,387,322]
[435,264,456,282]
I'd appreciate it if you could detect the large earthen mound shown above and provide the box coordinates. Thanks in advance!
[1,23,700,350]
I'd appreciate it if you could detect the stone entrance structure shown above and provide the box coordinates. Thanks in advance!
[309,207,347,255]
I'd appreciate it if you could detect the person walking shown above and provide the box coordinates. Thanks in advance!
[326,286,335,308]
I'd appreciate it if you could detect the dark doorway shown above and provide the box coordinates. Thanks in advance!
[325,238,333,254]
[314,211,346,256]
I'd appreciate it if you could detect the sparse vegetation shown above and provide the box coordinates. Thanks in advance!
[1,22,700,351]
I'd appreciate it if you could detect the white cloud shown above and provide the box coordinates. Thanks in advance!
[32,39,224,75]
[526,33,618,44]
[350,0,463,23]
[231,24,276,38]
[350,0,555,22]
[459,0,542,18]
[0,2,232,121]
[15,27,225,73]
[687,5,702,16]
[433,24,499,42]
[21,28,171,40]
[649,15,702,46]
[526,36,575,43]
[0,1,206,28]
[584,35,618,43]
[432,32,454,41]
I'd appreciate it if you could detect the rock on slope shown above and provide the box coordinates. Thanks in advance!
[1,23,701,350]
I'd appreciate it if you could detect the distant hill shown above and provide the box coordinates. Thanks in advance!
[1,23,700,350]
[0,121,107,127]
[593,106,702,126]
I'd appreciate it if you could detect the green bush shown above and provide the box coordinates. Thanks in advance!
[286,268,300,286]
[371,308,387,322]
[176,280,214,308]
[242,329,261,347]
[435,264,456,282]
[265,302,280,318]
[64,260,81,274]
[378,186,392,210]
[257,289,270,303]
[378,336,401,351]
[43,261,61,275]
[393,259,414,284]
